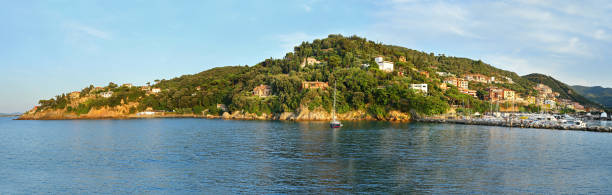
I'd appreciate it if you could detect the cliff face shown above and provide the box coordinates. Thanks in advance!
[18,102,140,120]
[215,105,411,122]
[20,104,411,122]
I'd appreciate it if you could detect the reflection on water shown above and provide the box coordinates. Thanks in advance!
[1,118,611,193]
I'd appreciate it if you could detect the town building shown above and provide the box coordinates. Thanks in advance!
[535,84,553,94]
[301,81,329,90]
[444,77,469,89]
[69,91,81,99]
[217,104,227,112]
[101,91,113,98]
[374,56,394,72]
[503,76,514,84]
[92,87,104,92]
[141,86,151,91]
[544,99,556,109]
[464,73,494,83]
[252,84,271,97]
[122,83,133,88]
[487,87,505,102]
[459,88,478,98]
[436,72,455,77]
[419,71,430,78]
[151,88,161,94]
[399,56,406,62]
[527,96,536,105]
[410,84,428,94]
[300,57,321,68]
[503,89,515,100]
[439,83,448,91]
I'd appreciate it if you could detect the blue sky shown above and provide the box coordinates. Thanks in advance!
[1,0,611,113]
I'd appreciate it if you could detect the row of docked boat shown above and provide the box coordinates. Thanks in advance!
[472,113,587,129]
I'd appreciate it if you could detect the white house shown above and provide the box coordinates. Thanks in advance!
[101,91,113,98]
[151,88,161,94]
[544,99,556,108]
[374,56,394,72]
[410,84,428,94]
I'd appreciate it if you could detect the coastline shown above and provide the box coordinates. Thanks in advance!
[16,109,612,133]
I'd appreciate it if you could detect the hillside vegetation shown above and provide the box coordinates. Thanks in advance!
[28,34,601,119]
[571,85,612,108]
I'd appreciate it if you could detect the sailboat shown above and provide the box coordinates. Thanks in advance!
[330,80,343,128]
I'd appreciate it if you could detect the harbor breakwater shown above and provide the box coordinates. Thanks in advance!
[418,118,612,133]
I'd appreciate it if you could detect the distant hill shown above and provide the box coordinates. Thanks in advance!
[571,85,612,108]
[0,112,21,117]
[522,73,599,107]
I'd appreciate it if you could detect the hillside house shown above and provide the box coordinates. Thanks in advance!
[535,84,553,94]
[544,99,556,109]
[399,56,406,62]
[503,76,514,84]
[122,83,133,88]
[487,87,504,102]
[141,86,151,91]
[92,87,104,93]
[410,84,428,94]
[217,104,227,112]
[253,84,271,97]
[374,56,394,72]
[439,83,448,91]
[300,57,321,68]
[302,81,329,90]
[503,89,516,100]
[444,77,469,89]
[436,72,455,77]
[419,71,430,78]
[101,91,113,98]
[151,88,161,94]
[69,91,81,99]
[459,88,478,98]
[464,74,493,83]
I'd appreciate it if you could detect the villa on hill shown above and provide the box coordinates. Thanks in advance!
[253,84,271,97]
[410,84,428,94]
[444,77,469,89]
[464,73,494,83]
[300,57,321,68]
[69,91,80,99]
[302,81,328,90]
[374,56,394,72]
[101,91,113,98]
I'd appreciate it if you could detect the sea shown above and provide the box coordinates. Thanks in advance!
[1,117,611,194]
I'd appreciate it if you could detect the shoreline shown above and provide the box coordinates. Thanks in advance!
[15,114,612,133]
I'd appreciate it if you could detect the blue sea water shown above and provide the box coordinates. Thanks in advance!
[1,117,611,194]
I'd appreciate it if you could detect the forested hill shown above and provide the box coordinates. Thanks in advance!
[522,73,599,107]
[571,85,612,108]
[29,34,601,118]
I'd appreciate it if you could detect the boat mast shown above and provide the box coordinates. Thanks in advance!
[333,80,337,121]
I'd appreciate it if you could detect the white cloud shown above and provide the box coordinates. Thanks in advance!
[368,0,611,86]
[483,55,539,75]
[547,37,592,57]
[67,23,112,40]
[302,4,312,12]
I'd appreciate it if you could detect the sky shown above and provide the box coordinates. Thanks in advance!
[1,0,611,113]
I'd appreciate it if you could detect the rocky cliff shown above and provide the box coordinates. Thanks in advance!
[19,104,411,122]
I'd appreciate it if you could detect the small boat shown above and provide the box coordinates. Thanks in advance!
[330,80,343,128]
